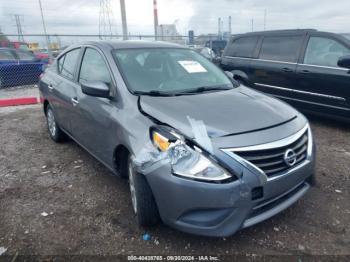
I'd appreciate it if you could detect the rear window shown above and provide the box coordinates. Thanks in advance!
[259,36,302,62]
[225,37,258,58]
[58,48,81,80]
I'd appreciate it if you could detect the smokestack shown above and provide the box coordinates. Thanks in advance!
[229,16,232,35]
[153,0,159,40]
[218,17,221,39]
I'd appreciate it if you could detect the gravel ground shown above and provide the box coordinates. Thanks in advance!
[0,105,349,260]
[0,85,39,99]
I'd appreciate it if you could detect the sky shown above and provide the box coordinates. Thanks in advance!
[0,0,349,37]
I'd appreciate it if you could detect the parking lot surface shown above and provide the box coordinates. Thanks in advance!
[0,105,349,257]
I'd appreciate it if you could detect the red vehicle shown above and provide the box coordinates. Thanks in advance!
[0,41,30,51]
[34,49,49,62]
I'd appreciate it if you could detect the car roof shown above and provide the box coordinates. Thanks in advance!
[77,40,187,50]
[0,47,16,52]
[230,29,350,45]
[234,29,318,37]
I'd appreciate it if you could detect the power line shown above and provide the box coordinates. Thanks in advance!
[99,0,116,39]
[38,0,52,58]
[14,14,24,42]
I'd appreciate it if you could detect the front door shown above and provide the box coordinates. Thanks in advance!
[295,35,350,118]
[70,47,116,165]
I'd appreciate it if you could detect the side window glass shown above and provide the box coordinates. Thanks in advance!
[58,55,65,73]
[0,50,16,60]
[59,48,81,80]
[259,36,302,62]
[226,36,258,58]
[79,48,111,86]
[304,37,350,67]
[16,50,35,61]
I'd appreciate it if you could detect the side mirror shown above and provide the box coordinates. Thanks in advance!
[337,55,350,69]
[81,81,110,98]
[225,71,234,79]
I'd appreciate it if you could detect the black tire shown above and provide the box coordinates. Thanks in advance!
[128,155,160,226]
[46,105,66,142]
[235,77,249,87]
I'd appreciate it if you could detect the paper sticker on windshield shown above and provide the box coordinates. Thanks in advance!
[178,60,207,73]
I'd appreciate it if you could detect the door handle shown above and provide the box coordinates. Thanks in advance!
[300,69,311,74]
[282,67,293,73]
[48,84,54,92]
[71,97,79,106]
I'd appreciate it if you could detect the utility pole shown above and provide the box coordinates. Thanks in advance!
[38,0,52,59]
[153,0,159,40]
[120,0,128,40]
[228,16,232,35]
[14,14,24,42]
[264,9,267,31]
[251,18,254,32]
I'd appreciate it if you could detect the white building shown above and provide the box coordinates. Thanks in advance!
[156,24,181,41]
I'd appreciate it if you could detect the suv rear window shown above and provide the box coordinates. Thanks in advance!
[226,36,258,58]
[259,36,302,62]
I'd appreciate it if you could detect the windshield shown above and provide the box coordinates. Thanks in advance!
[113,48,235,95]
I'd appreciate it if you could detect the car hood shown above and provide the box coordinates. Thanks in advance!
[139,87,298,139]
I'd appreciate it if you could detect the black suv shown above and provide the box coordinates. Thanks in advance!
[220,29,350,121]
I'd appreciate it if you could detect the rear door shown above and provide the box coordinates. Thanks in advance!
[295,34,350,117]
[221,36,259,83]
[250,34,304,96]
[50,48,82,132]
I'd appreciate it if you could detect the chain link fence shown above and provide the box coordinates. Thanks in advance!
[0,62,45,89]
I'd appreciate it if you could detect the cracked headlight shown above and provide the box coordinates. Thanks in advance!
[152,130,231,182]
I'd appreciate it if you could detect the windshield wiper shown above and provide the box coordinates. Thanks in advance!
[133,85,232,97]
[174,85,233,95]
[133,90,176,97]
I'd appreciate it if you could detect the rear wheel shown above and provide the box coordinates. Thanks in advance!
[128,155,160,226]
[46,105,66,142]
[235,76,250,87]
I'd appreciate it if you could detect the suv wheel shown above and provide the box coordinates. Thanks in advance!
[46,105,66,142]
[128,155,160,226]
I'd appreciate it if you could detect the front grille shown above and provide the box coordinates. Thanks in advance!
[232,130,308,177]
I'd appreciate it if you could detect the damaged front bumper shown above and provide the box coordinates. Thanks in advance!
[143,154,314,237]
[131,116,315,237]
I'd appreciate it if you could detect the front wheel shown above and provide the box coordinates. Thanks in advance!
[46,105,66,142]
[128,155,160,226]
